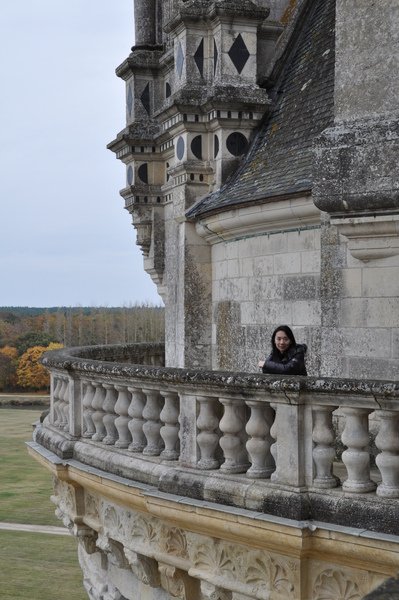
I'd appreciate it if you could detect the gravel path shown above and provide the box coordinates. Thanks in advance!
[0,522,70,535]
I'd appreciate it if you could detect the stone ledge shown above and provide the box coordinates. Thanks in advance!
[30,427,399,536]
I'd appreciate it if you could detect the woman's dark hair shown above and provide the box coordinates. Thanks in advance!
[271,325,297,353]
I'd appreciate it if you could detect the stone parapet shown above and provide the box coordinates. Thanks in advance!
[37,344,399,536]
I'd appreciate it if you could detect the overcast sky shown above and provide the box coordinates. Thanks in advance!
[0,1,162,307]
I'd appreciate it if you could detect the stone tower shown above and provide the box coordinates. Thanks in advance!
[30,2,399,599]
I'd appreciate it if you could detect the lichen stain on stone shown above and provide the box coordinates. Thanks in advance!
[216,300,241,370]
[270,123,279,136]
[281,0,298,25]
[184,248,212,367]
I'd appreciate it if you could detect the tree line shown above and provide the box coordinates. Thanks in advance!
[0,305,164,392]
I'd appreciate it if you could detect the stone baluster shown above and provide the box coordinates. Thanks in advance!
[52,377,62,426]
[245,400,275,478]
[55,378,65,428]
[312,405,339,488]
[341,407,376,493]
[375,410,399,498]
[269,402,307,487]
[196,395,220,469]
[82,380,96,438]
[114,385,132,448]
[142,388,164,456]
[269,403,278,481]
[59,378,69,430]
[219,397,249,474]
[62,377,71,433]
[160,391,180,460]
[128,387,147,452]
[102,384,118,445]
[91,383,107,442]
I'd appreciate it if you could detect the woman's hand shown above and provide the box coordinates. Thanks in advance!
[258,360,264,368]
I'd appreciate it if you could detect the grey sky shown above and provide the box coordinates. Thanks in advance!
[0,1,161,307]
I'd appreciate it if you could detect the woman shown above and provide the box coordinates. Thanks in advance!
[258,325,307,375]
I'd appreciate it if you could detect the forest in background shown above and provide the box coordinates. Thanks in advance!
[0,305,164,392]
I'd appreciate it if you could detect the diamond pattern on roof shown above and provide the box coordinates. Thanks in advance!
[228,34,250,74]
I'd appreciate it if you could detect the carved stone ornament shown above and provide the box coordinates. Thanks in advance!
[200,580,232,600]
[193,541,236,578]
[313,569,362,600]
[54,506,74,530]
[74,524,98,555]
[244,554,295,599]
[124,548,161,587]
[85,492,100,522]
[189,537,298,600]
[130,514,160,548]
[158,562,198,599]
[135,221,152,256]
[96,532,129,569]
[161,526,189,559]
[53,479,76,515]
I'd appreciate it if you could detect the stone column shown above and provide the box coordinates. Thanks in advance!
[134,0,157,47]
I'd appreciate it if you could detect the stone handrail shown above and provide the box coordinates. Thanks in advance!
[36,343,399,534]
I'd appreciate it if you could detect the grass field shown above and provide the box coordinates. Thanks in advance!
[0,408,87,599]
[0,530,87,600]
[0,408,58,525]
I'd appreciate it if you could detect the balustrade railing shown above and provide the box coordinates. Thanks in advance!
[40,344,399,501]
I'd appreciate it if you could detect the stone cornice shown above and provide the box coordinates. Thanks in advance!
[116,47,164,81]
[164,1,269,34]
[194,194,320,243]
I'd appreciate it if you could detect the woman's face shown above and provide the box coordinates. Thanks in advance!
[274,330,291,353]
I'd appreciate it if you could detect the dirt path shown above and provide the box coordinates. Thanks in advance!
[0,522,69,535]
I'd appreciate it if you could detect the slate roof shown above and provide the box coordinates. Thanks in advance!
[186,0,335,219]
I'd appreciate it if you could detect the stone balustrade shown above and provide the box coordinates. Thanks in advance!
[36,343,399,534]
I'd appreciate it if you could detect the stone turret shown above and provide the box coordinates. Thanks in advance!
[29,3,399,600]
[108,0,282,367]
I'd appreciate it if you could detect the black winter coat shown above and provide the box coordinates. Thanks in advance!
[262,344,307,376]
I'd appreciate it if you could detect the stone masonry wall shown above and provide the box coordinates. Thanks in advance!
[320,221,399,380]
[212,226,321,374]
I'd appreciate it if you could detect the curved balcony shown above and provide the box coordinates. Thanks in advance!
[29,343,399,536]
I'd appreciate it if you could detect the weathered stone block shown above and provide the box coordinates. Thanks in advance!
[341,268,362,298]
[301,250,321,274]
[291,301,321,326]
[362,267,399,298]
[274,252,301,275]
[283,275,320,300]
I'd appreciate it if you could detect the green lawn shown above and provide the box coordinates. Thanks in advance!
[0,408,58,525]
[0,408,87,598]
[0,530,87,600]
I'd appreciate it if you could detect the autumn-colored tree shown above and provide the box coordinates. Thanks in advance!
[0,345,18,361]
[0,345,19,390]
[16,343,63,390]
